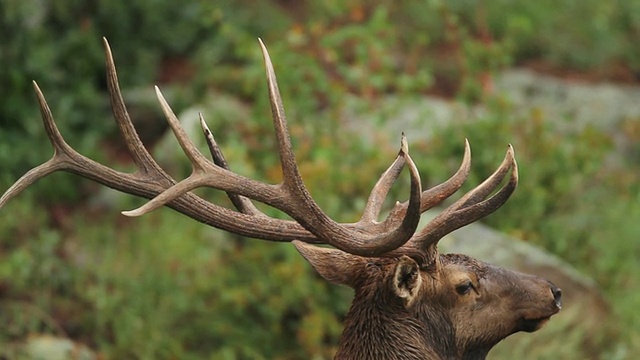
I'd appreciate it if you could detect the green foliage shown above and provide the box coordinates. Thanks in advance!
[0,196,347,358]
[421,100,614,245]
[0,0,287,194]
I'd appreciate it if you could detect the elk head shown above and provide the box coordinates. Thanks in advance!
[0,39,561,360]
[295,246,562,359]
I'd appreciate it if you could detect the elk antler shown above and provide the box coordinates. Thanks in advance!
[0,38,517,263]
[0,38,429,256]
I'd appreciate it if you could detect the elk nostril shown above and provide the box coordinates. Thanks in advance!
[551,286,562,308]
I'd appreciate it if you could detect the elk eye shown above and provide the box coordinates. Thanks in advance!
[455,281,474,295]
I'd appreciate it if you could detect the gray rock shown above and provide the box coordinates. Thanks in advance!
[5,335,96,360]
[495,69,640,132]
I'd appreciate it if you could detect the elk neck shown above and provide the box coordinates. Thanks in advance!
[333,279,456,360]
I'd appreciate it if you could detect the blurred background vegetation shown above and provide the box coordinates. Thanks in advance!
[1,0,639,359]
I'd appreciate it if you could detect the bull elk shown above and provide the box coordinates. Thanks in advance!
[0,38,562,359]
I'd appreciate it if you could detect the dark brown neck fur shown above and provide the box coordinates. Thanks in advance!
[334,273,458,360]
[335,289,496,360]
[335,288,435,359]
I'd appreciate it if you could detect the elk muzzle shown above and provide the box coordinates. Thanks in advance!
[517,280,562,333]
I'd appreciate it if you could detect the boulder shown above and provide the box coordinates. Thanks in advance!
[3,334,96,360]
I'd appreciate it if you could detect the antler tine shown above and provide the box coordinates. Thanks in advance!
[445,143,513,213]
[419,139,472,212]
[1,81,105,208]
[155,86,212,172]
[258,38,300,190]
[103,37,167,176]
[0,160,58,208]
[357,134,408,224]
[200,115,265,216]
[412,145,518,251]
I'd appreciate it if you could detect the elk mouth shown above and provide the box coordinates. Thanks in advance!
[518,304,560,333]
[518,315,552,333]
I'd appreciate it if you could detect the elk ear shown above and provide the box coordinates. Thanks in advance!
[293,240,365,288]
[393,256,422,307]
